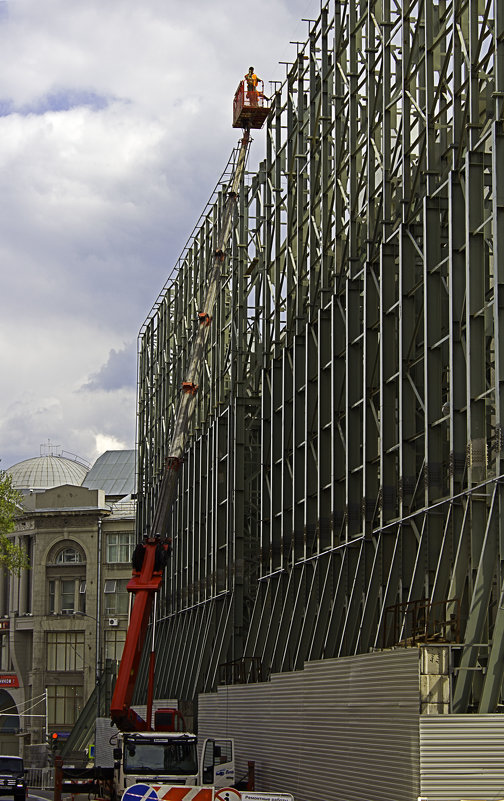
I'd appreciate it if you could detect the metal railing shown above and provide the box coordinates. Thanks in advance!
[384,598,461,648]
[218,657,264,685]
[26,767,53,790]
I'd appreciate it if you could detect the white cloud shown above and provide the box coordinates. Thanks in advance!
[82,342,136,392]
[0,0,320,470]
[94,433,128,456]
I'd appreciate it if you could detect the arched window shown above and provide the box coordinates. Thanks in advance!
[55,548,82,564]
[46,542,86,615]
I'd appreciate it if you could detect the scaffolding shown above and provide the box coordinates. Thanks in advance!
[136,0,504,714]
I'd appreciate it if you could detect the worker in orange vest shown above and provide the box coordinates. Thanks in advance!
[245,66,260,105]
[245,67,259,90]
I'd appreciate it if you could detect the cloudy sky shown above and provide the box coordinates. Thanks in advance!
[0,0,320,470]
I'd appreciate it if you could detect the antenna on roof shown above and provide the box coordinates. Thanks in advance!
[40,439,62,458]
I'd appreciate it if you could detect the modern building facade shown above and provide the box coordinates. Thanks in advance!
[2,450,136,763]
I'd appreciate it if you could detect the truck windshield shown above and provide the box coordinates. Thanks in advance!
[124,740,197,775]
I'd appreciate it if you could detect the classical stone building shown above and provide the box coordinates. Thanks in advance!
[2,449,136,763]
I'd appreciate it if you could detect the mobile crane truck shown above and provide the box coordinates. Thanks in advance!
[100,79,271,801]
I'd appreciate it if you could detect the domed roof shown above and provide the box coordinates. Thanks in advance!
[7,455,89,491]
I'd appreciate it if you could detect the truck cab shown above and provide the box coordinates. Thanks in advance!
[114,732,234,793]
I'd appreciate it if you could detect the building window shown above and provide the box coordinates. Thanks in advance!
[49,581,55,614]
[105,630,126,662]
[61,580,75,613]
[48,579,85,615]
[0,636,10,672]
[56,548,83,564]
[106,532,136,563]
[104,579,129,615]
[47,685,83,726]
[47,632,84,671]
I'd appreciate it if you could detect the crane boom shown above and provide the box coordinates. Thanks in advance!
[110,129,251,732]
[150,129,250,538]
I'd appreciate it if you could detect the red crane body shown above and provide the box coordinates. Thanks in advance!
[110,537,170,731]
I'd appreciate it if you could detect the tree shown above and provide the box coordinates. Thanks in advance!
[0,470,30,573]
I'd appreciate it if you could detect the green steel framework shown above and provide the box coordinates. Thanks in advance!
[137,0,504,713]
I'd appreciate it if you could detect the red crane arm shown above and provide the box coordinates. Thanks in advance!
[109,537,170,731]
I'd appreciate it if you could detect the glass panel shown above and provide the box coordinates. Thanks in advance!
[0,636,10,672]
[49,580,55,614]
[202,740,215,784]
[47,685,83,726]
[106,533,136,563]
[47,632,84,671]
[105,580,129,614]
[56,548,82,564]
[105,630,126,661]
[61,580,75,613]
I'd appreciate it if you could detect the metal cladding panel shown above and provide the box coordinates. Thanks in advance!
[198,649,420,801]
[420,714,504,801]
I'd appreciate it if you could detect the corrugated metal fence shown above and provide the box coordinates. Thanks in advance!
[420,714,504,801]
[199,649,421,801]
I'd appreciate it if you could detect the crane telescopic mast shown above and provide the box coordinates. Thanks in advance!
[110,123,254,733]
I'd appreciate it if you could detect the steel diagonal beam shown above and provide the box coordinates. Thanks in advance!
[243,579,272,660]
[372,528,402,649]
[179,609,202,700]
[322,549,349,659]
[429,504,455,606]
[261,572,291,674]
[479,2,504,709]
[318,308,332,550]
[308,552,337,661]
[479,490,504,712]
[171,608,192,697]
[399,518,429,642]
[337,540,365,656]
[190,599,216,698]
[452,484,498,712]
[354,537,382,654]
[205,595,234,692]
[148,616,175,702]
[280,564,308,671]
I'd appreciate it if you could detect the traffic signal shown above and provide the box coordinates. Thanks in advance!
[51,732,59,752]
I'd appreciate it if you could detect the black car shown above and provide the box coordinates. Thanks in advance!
[0,757,26,801]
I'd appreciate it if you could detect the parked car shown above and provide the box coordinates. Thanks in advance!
[0,757,26,801]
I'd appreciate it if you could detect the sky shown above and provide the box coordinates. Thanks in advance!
[0,0,321,471]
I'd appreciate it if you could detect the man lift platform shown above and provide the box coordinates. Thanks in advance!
[233,66,270,129]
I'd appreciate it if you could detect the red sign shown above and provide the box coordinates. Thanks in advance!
[0,675,19,688]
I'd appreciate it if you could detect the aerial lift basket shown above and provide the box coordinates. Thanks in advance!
[233,80,270,129]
